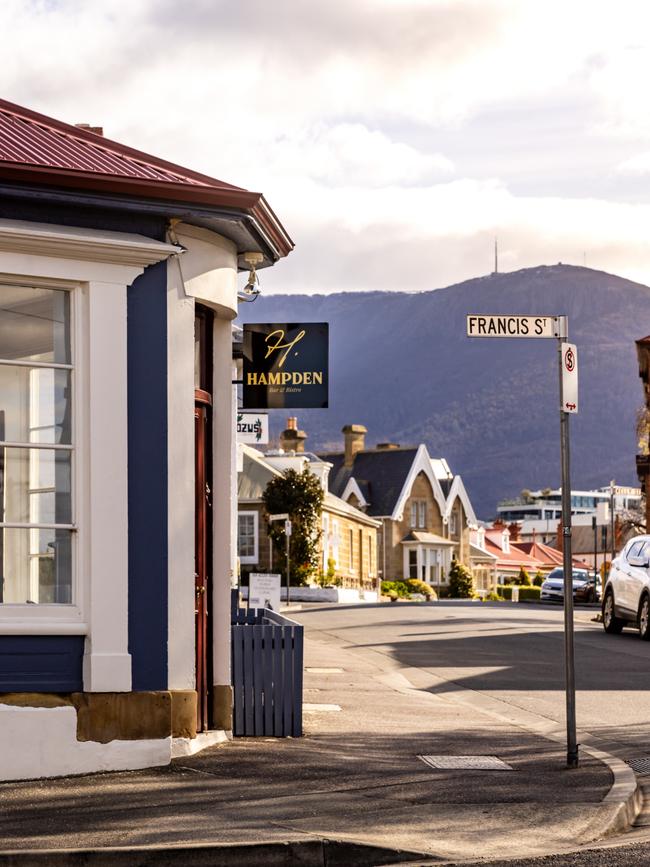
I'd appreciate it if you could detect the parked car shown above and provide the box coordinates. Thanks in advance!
[540,568,600,604]
[603,535,650,640]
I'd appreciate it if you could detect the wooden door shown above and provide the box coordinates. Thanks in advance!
[194,401,210,731]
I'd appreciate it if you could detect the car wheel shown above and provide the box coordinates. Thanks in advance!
[639,596,650,641]
[603,589,624,634]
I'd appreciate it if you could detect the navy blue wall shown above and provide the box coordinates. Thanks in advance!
[0,194,168,692]
[127,261,169,690]
[0,636,84,692]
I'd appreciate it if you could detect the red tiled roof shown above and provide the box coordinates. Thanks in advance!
[0,99,293,258]
[483,536,541,570]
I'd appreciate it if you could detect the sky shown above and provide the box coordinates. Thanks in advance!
[6,0,650,293]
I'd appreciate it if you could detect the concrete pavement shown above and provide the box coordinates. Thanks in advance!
[0,602,639,865]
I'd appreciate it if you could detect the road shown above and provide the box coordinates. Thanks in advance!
[293,600,650,866]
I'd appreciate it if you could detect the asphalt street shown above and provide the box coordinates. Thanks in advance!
[293,600,650,764]
[293,600,650,866]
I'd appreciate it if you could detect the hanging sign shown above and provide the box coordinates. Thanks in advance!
[562,342,578,414]
[236,412,269,444]
[249,573,281,612]
[243,322,328,409]
[466,315,565,338]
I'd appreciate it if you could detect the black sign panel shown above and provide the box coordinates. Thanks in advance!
[243,322,328,409]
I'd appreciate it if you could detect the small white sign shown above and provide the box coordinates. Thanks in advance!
[236,412,269,444]
[249,573,281,612]
[466,315,563,338]
[285,519,292,537]
[561,342,578,414]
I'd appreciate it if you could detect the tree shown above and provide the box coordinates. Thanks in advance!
[262,468,324,586]
[516,566,532,586]
[448,558,475,598]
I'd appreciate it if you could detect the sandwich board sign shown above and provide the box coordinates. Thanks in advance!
[249,573,281,612]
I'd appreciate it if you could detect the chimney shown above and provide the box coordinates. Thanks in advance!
[75,123,104,136]
[280,417,307,453]
[376,442,400,450]
[342,424,367,467]
[508,522,521,542]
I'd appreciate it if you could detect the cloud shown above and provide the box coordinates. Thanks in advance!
[4,0,650,295]
[616,152,650,175]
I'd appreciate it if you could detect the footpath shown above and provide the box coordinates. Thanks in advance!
[0,610,639,867]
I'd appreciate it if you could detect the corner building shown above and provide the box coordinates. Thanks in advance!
[0,99,292,780]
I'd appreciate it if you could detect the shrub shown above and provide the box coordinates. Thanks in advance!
[483,591,503,602]
[405,578,437,600]
[381,580,410,598]
[533,571,544,587]
[518,586,541,601]
[516,567,532,586]
[448,559,475,598]
[496,585,541,602]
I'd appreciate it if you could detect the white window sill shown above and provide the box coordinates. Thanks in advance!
[0,605,86,634]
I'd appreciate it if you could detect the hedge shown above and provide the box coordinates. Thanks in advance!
[496,585,541,602]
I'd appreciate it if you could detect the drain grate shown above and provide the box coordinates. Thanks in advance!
[626,757,650,775]
[419,755,513,771]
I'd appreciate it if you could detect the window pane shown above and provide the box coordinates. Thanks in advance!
[0,286,70,364]
[238,515,256,558]
[0,527,72,603]
[0,448,72,524]
[0,366,72,444]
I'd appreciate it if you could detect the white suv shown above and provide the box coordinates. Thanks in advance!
[603,535,650,639]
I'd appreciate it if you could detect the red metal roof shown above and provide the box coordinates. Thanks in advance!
[0,98,242,189]
[0,98,294,259]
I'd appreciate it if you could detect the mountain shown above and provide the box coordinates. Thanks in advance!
[237,264,647,518]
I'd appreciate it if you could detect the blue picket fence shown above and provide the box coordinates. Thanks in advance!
[231,602,303,737]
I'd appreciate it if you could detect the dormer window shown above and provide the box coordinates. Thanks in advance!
[502,529,510,553]
[449,510,458,535]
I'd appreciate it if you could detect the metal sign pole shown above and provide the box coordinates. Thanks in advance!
[286,531,291,607]
[558,327,579,769]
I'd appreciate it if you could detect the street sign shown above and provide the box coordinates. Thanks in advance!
[561,343,578,414]
[268,513,289,521]
[466,314,566,339]
[236,412,269,444]
[466,311,578,769]
[285,519,292,537]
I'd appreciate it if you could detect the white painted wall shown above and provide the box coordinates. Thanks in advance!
[166,261,196,691]
[212,317,237,692]
[165,225,239,700]
[0,704,170,782]
[173,224,238,318]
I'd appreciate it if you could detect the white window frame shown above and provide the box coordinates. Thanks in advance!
[0,219,176,695]
[0,283,76,608]
[418,501,426,529]
[410,502,417,528]
[237,511,259,564]
[449,509,458,535]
